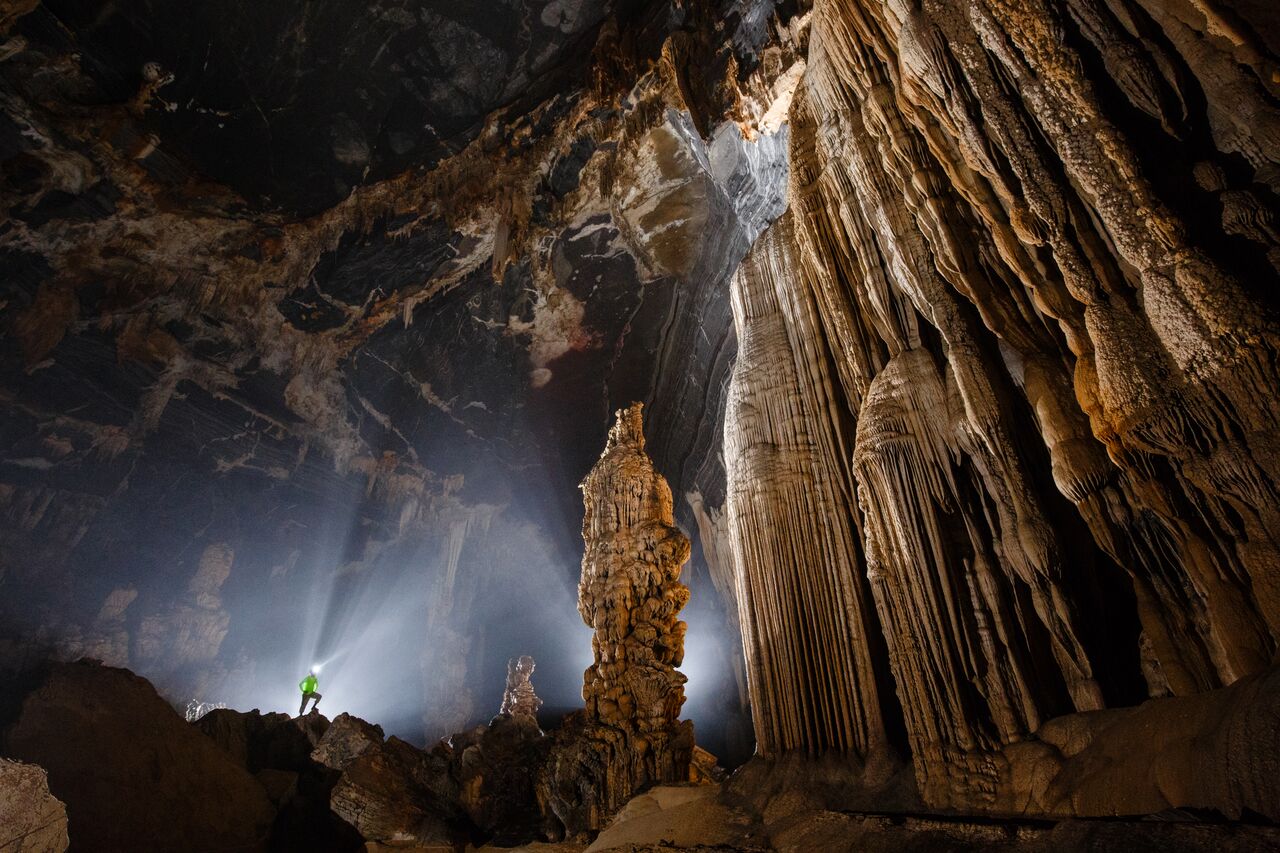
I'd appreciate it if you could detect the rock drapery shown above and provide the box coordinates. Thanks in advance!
[725,215,895,764]
[721,0,1280,818]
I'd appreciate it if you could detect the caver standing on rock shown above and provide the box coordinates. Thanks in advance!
[298,670,322,716]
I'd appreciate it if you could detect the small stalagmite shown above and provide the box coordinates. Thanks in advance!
[500,655,543,719]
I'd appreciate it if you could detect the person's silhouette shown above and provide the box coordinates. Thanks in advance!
[298,670,322,716]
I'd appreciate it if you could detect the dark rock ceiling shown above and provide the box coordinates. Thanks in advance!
[28,0,624,214]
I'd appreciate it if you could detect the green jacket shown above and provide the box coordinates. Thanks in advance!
[300,675,318,694]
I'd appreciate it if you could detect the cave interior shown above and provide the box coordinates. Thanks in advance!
[1,0,1280,851]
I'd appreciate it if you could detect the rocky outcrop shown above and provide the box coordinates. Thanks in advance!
[501,655,544,720]
[0,757,68,853]
[997,664,1280,820]
[196,707,365,851]
[311,713,384,772]
[198,701,460,849]
[0,660,275,852]
[196,707,326,772]
[329,735,463,849]
[448,714,550,844]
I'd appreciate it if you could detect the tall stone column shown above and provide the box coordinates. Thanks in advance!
[539,403,695,835]
[579,402,691,732]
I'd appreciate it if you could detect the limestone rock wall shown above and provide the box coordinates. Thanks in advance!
[723,0,1280,815]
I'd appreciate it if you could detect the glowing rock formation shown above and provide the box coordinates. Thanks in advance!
[579,402,691,733]
[500,655,543,719]
[538,403,696,835]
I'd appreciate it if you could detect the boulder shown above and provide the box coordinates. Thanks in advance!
[451,713,549,843]
[0,757,68,852]
[255,768,299,807]
[999,664,1280,820]
[0,660,275,853]
[538,710,696,839]
[196,707,319,772]
[330,736,463,847]
[311,712,385,771]
[192,707,363,852]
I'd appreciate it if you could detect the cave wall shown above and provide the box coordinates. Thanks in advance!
[723,0,1280,814]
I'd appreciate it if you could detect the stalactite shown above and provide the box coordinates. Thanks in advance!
[722,0,1280,816]
[724,216,892,764]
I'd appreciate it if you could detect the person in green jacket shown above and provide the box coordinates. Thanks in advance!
[298,670,322,716]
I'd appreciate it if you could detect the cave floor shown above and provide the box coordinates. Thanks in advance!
[459,784,1280,853]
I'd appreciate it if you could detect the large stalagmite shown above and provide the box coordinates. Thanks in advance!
[579,403,691,734]
[539,403,696,835]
